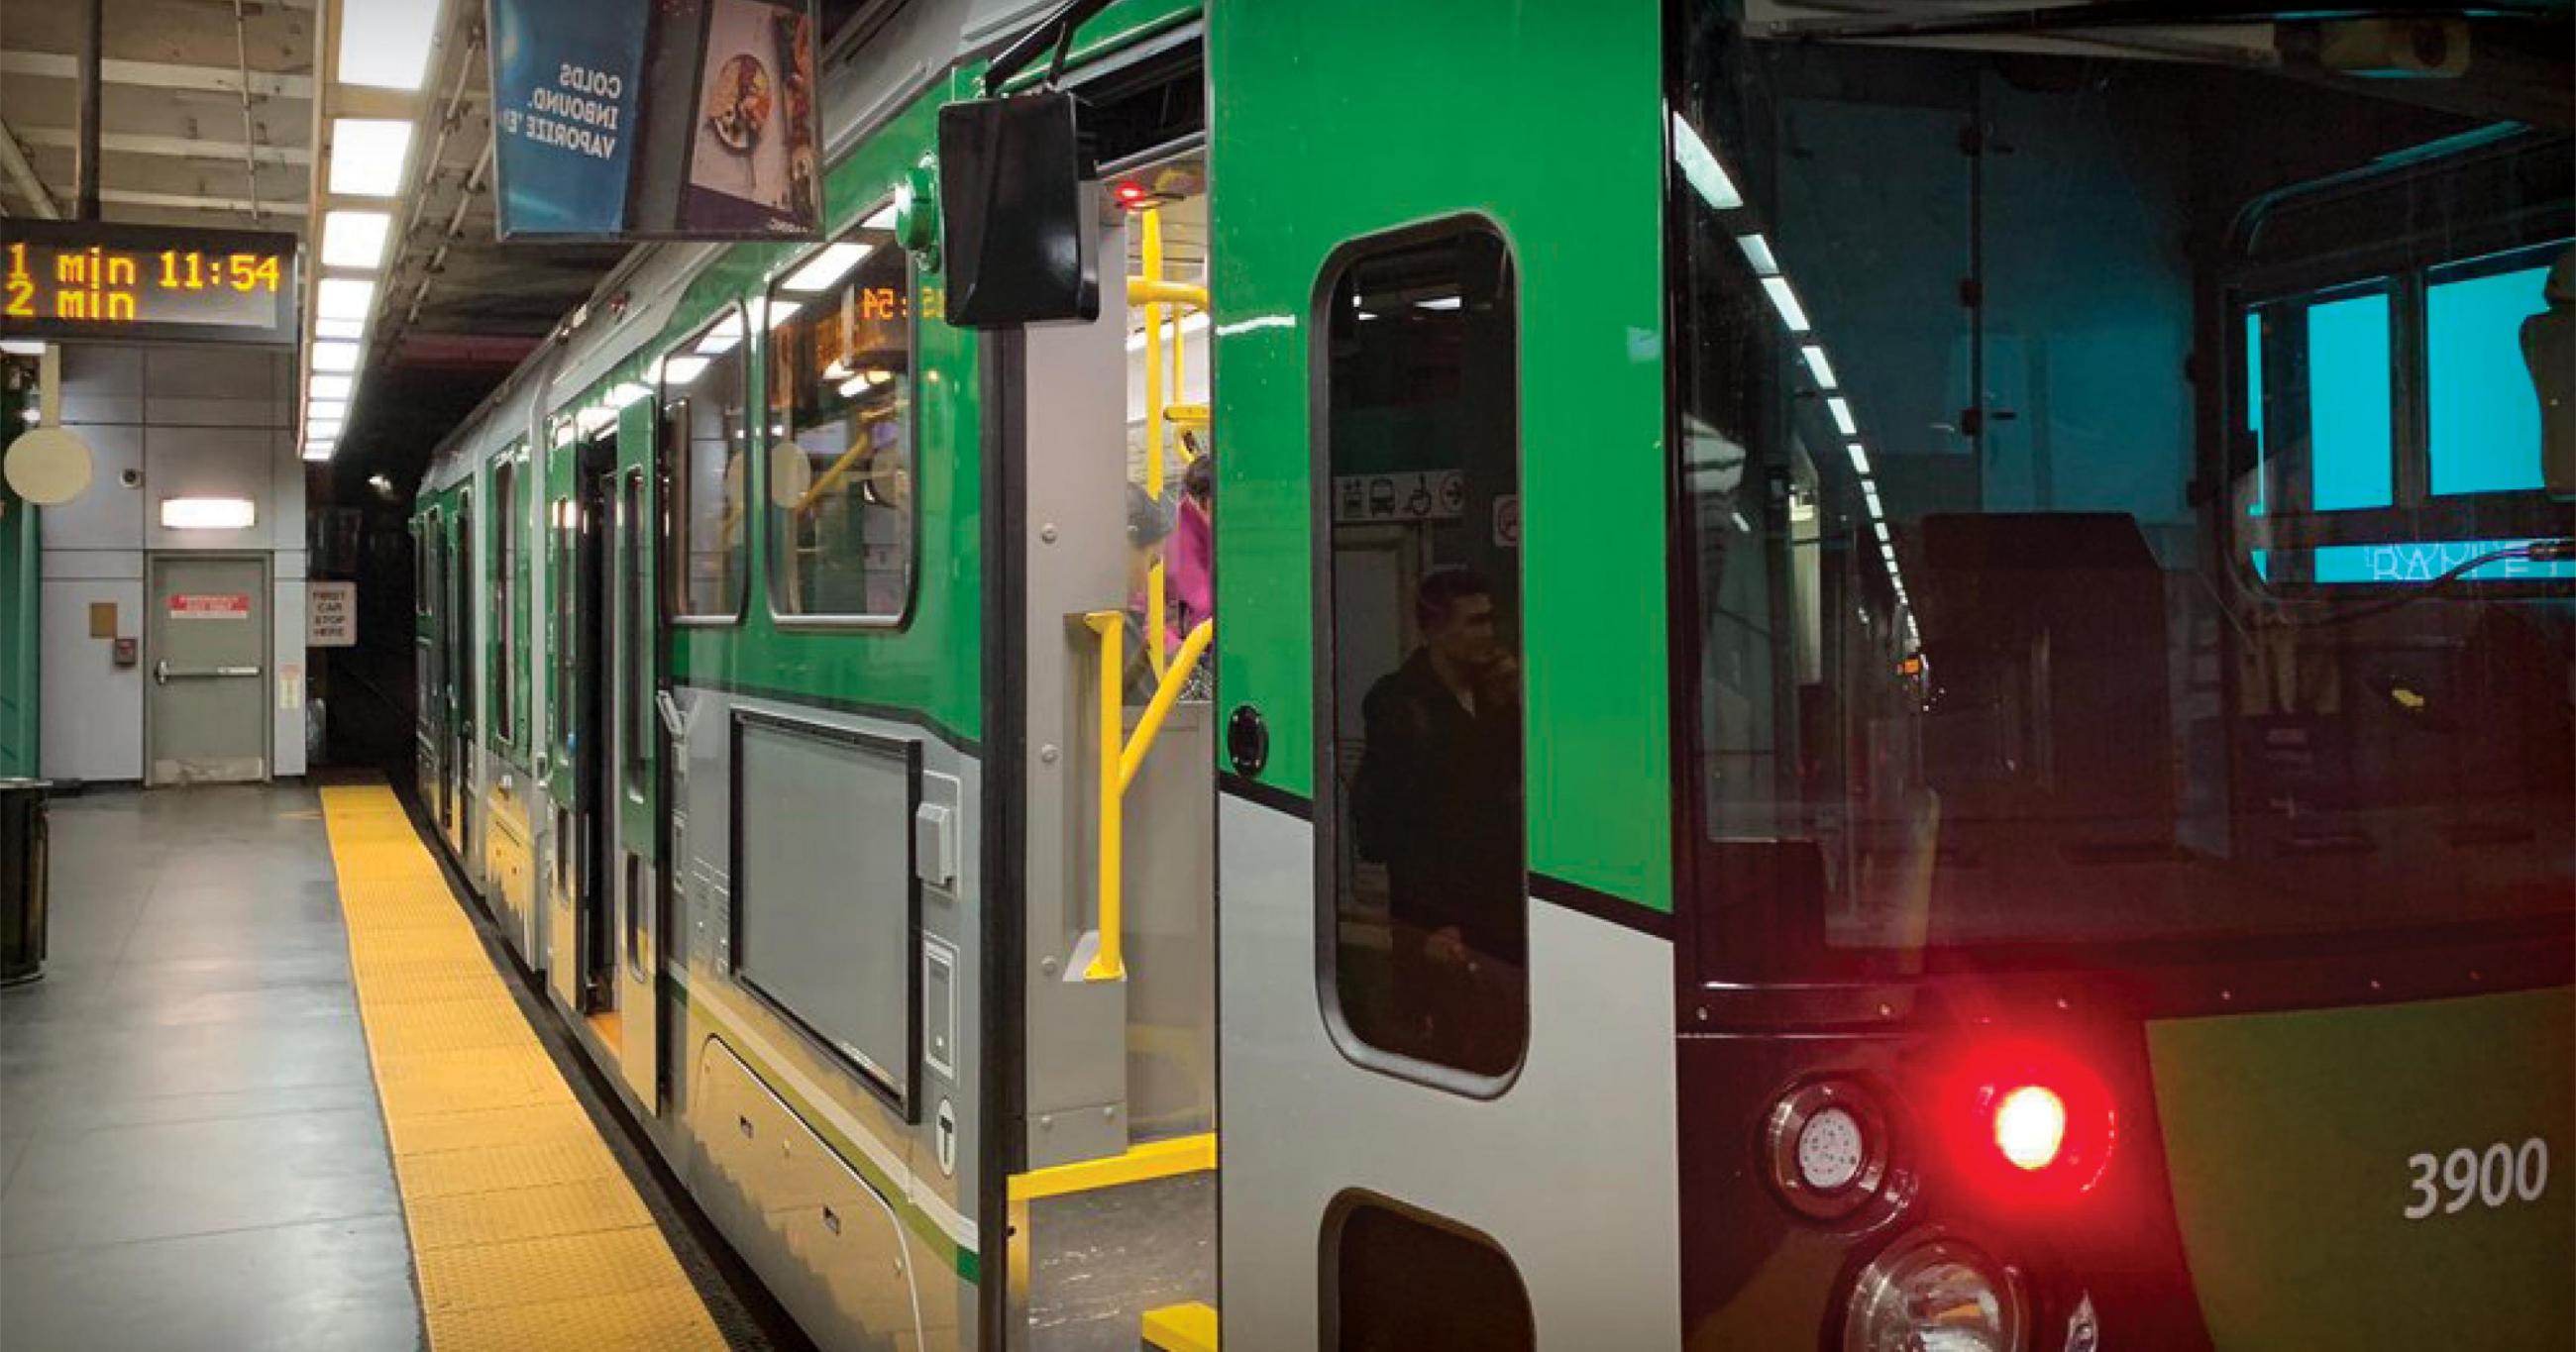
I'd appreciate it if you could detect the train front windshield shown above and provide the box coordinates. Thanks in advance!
[1669,8,2573,971]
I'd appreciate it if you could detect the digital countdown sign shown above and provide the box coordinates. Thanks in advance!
[1,220,297,347]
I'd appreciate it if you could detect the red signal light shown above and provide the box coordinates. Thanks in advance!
[1991,1085,2068,1171]
[1943,1043,2116,1198]
[1113,180,1150,210]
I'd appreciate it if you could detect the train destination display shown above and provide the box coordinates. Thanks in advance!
[1,220,297,347]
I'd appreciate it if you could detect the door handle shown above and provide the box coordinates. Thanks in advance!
[154,662,261,682]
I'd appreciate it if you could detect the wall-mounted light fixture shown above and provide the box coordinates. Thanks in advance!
[161,497,258,530]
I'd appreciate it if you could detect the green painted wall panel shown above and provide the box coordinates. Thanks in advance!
[1208,0,1674,908]
[0,395,36,778]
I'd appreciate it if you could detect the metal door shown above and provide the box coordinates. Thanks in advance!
[423,513,452,827]
[448,490,478,861]
[146,555,268,785]
[607,464,660,1108]
[1207,3,1682,1344]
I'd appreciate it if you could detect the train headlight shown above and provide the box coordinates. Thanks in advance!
[1767,1079,1897,1220]
[1842,1230,2025,1352]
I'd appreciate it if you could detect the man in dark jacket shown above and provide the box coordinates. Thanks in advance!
[1351,568,1525,1072]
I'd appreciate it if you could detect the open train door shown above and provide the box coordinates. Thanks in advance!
[1206,1,1684,1344]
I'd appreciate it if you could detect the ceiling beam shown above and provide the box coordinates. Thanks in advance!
[15,125,309,166]
[91,186,306,215]
[0,51,314,101]
[0,121,58,218]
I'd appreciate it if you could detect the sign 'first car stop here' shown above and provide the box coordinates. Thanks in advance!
[308,581,357,649]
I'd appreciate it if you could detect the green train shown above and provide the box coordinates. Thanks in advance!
[410,1,2574,1347]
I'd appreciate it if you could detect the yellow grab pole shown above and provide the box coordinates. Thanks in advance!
[1142,207,1170,678]
[1120,620,1213,793]
[1085,610,1127,982]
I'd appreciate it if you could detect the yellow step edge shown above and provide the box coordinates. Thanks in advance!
[1142,1300,1219,1352]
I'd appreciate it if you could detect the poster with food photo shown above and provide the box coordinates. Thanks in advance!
[683,0,819,236]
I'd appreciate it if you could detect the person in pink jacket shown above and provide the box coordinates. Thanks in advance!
[1168,441,1215,636]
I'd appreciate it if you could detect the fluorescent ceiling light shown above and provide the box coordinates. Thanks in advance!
[308,399,350,420]
[311,341,361,373]
[1826,397,1857,437]
[1847,441,1872,475]
[1761,276,1811,333]
[781,243,871,294]
[317,276,376,321]
[309,373,355,401]
[1800,344,1838,388]
[751,298,801,327]
[1417,295,1462,311]
[328,120,412,196]
[1736,235,1779,276]
[661,355,710,386]
[1670,112,1743,212]
[575,406,616,436]
[321,209,393,269]
[337,0,439,91]
[0,339,43,356]
[302,445,336,463]
[308,420,345,439]
[314,317,365,340]
[161,496,256,530]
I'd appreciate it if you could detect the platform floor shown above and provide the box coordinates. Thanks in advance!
[0,782,793,1351]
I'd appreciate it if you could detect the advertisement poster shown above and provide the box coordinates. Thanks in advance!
[485,0,819,242]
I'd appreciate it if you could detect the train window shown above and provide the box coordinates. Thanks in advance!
[620,468,648,798]
[2427,248,2560,497]
[765,205,915,624]
[1318,221,1528,1084]
[1668,11,2572,974]
[492,452,520,748]
[662,304,751,621]
[1324,1193,1533,1352]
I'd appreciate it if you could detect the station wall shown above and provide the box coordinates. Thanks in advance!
[40,343,306,784]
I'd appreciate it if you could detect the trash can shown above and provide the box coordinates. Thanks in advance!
[0,778,49,987]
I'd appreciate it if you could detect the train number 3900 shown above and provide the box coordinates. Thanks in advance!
[2403,1139,2550,1219]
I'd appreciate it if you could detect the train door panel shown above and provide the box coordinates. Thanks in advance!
[570,448,618,1023]
[1208,4,1680,1345]
[423,508,452,832]
[448,490,478,862]
[609,458,662,1109]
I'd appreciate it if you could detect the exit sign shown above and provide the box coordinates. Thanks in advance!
[2,219,297,347]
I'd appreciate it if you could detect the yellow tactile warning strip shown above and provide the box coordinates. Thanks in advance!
[318,783,730,1352]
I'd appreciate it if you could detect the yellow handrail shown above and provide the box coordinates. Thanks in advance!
[1163,403,1211,428]
[1142,208,1167,679]
[1127,277,1208,310]
[1122,619,1213,793]
[1080,612,1214,984]
[1085,610,1127,982]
